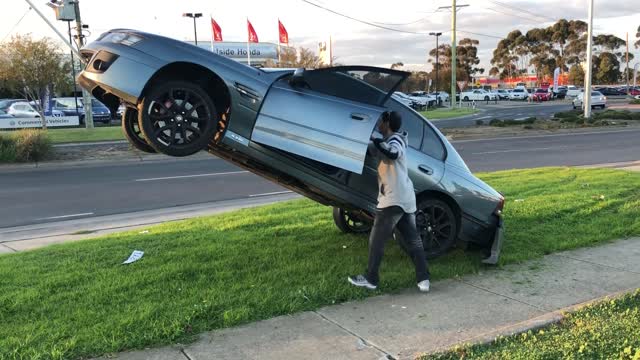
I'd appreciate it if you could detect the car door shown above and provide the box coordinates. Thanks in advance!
[252,66,408,174]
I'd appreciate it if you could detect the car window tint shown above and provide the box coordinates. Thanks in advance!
[421,124,445,161]
[302,69,404,106]
[383,98,424,149]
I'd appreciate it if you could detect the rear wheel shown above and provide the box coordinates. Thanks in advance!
[138,80,218,157]
[122,107,155,153]
[484,96,489,101]
[463,96,469,101]
[333,207,372,234]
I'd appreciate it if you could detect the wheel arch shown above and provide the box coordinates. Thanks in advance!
[139,62,231,117]
[416,190,462,235]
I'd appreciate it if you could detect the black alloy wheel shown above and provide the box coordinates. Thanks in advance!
[121,107,156,153]
[138,80,218,157]
[332,207,372,234]
[414,198,458,259]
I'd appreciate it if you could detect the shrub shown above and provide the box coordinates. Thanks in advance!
[13,129,51,162]
[0,134,17,162]
[554,110,582,118]
[475,119,484,126]
[489,119,505,127]
[629,99,640,105]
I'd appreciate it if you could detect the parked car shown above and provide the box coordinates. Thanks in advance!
[430,91,450,103]
[391,92,414,108]
[573,91,607,109]
[409,91,437,108]
[492,89,510,100]
[0,98,27,112]
[531,88,552,102]
[52,97,112,124]
[0,109,14,118]
[508,88,529,100]
[566,85,582,97]
[596,87,626,96]
[460,89,496,101]
[620,87,640,96]
[7,102,63,117]
[76,29,506,261]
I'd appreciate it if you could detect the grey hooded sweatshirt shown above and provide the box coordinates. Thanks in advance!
[369,131,417,213]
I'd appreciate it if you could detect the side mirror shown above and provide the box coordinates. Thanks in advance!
[289,68,306,87]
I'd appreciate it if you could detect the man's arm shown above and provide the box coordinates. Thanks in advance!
[372,137,401,160]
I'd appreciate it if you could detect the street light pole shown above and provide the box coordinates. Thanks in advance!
[583,0,594,118]
[429,32,442,95]
[183,13,203,45]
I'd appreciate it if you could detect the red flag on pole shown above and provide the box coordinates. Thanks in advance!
[278,19,289,44]
[247,19,259,43]
[211,17,223,42]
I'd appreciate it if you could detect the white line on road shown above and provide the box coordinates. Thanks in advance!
[38,212,94,220]
[249,190,294,197]
[135,171,249,182]
[515,117,529,120]
[472,147,556,155]
[476,116,491,120]
[452,128,640,143]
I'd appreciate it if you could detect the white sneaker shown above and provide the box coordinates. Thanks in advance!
[417,280,430,292]
[348,275,377,290]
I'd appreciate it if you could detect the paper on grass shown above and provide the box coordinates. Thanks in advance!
[123,250,144,264]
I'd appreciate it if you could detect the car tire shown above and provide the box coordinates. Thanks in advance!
[395,198,459,259]
[122,107,156,154]
[484,96,489,101]
[463,96,469,101]
[332,207,371,234]
[138,80,218,157]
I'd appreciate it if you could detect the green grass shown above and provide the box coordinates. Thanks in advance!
[1,168,639,359]
[423,289,640,360]
[0,126,125,144]
[420,107,479,120]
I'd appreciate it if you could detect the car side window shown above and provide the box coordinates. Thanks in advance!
[421,124,446,161]
[383,98,424,149]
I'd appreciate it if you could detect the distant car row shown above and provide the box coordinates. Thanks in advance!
[0,97,112,123]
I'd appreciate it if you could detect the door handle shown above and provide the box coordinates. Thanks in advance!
[350,113,370,121]
[418,165,433,175]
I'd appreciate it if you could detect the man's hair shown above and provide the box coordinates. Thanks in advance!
[384,111,402,132]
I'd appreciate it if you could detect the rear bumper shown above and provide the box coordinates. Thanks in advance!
[459,212,499,248]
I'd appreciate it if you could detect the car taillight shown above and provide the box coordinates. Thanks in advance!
[495,196,505,215]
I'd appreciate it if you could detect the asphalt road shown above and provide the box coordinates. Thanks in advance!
[2,127,639,229]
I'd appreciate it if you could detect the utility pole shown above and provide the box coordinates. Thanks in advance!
[626,32,630,95]
[67,21,79,118]
[429,32,442,94]
[438,1,469,108]
[583,0,594,118]
[73,0,93,128]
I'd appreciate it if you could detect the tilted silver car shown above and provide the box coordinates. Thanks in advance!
[77,29,505,261]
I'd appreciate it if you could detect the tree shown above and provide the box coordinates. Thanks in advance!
[428,37,483,81]
[0,35,71,128]
[568,64,585,86]
[594,52,620,84]
[636,25,640,48]
[264,46,325,69]
[390,62,404,69]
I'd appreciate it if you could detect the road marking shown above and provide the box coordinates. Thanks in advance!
[38,212,94,220]
[249,190,294,197]
[452,128,640,144]
[476,116,491,120]
[515,117,529,120]
[135,171,249,182]
[471,147,558,155]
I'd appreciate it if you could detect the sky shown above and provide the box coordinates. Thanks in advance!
[2,0,640,74]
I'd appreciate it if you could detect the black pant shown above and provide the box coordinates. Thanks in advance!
[366,206,430,286]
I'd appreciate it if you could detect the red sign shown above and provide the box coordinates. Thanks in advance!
[456,81,468,91]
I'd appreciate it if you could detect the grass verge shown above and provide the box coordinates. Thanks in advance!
[1,167,639,359]
[420,107,479,120]
[0,126,125,145]
[422,289,640,359]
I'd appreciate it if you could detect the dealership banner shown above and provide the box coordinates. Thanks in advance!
[0,116,80,129]
[553,67,560,93]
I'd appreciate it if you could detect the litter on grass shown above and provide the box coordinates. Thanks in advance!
[123,250,144,264]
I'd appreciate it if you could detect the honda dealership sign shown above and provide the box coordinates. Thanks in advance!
[190,42,280,63]
[0,116,80,129]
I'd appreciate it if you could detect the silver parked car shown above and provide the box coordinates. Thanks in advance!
[76,29,505,261]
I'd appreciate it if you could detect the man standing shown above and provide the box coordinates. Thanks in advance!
[348,111,430,292]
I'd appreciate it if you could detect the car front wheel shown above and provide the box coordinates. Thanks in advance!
[463,96,469,101]
[138,80,218,157]
[122,107,156,154]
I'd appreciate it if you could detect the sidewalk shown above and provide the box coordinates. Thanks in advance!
[95,237,640,360]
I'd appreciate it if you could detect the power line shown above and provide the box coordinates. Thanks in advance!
[300,0,441,35]
[458,29,504,40]
[484,7,541,24]
[2,7,32,42]
[486,0,555,22]
[372,11,439,26]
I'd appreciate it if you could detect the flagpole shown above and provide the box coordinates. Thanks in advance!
[277,18,281,65]
[210,14,214,52]
[246,17,251,66]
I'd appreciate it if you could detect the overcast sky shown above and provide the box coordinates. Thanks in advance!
[3,0,640,73]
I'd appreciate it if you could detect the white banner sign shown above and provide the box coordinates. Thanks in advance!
[553,67,560,93]
[0,116,80,129]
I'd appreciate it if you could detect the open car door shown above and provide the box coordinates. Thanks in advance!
[251,66,408,174]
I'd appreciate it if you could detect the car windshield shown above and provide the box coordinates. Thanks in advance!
[535,89,546,93]
[592,92,602,96]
